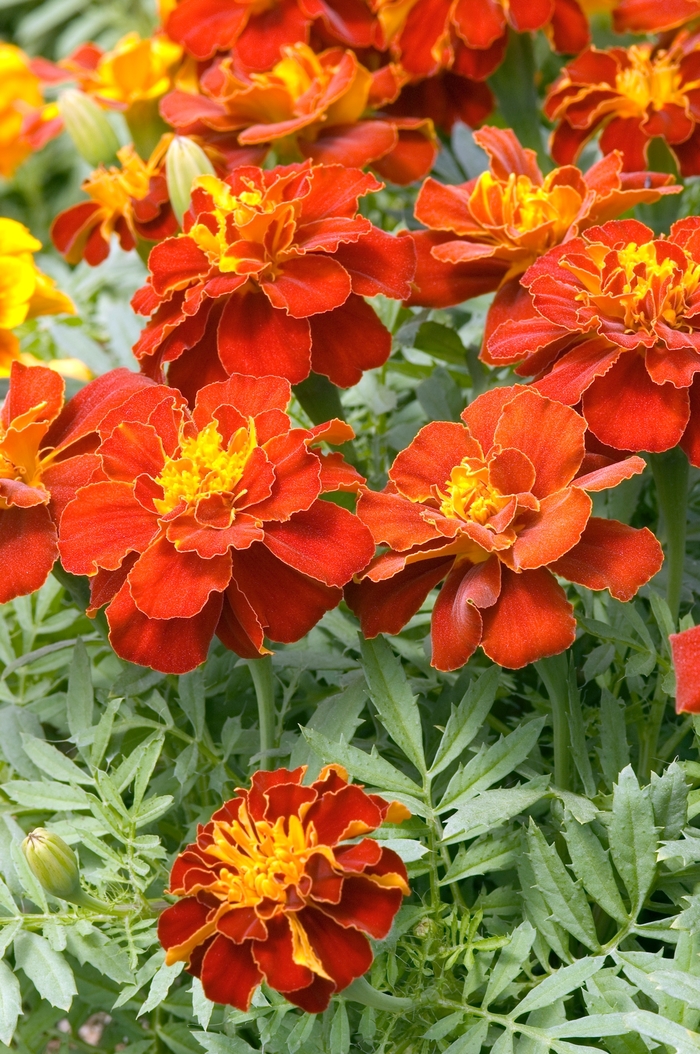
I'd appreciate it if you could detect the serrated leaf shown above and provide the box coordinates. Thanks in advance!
[565,666,596,798]
[518,853,570,965]
[191,978,214,1031]
[442,781,549,844]
[648,970,700,1009]
[90,698,121,770]
[0,705,44,779]
[527,822,599,951]
[133,735,164,809]
[430,667,500,777]
[0,958,21,1045]
[64,927,133,985]
[330,1000,350,1054]
[441,829,520,884]
[609,766,657,916]
[623,1010,700,1054]
[423,1011,464,1040]
[133,794,174,827]
[360,635,425,775]
[548,1015,629,1038]
[490,1028,514,1054]
[67,638,94,746]
[650,761,687,840]
[439,719,545,811]
[444,1019,489,1054]
[20,734,94,785]
[178,669,206,739]
[302,727,421,799]
[139,959,184,1015]
[414,321,467,364]
[192,1033,257,1054]
[482,921,535,1007]
[514,957,605,1017]
[564,817,628,925]
[14,930,77,1010]
[4,780,91,810]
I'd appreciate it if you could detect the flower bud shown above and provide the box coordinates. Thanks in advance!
[58,89,120,168]
[22,828,100,907]
[166,135,215,224]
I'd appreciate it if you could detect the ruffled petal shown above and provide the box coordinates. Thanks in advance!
[480,566,576,669]
[200,934,262,1010]
[550,517,663,601]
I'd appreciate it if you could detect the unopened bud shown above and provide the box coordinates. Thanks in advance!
[22,828,101,907]
[166,135,215,224]
[58,89,120,168]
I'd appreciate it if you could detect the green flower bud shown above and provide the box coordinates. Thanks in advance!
[58,90,120,168]
[166,135,215,225]
[22,828,101,907]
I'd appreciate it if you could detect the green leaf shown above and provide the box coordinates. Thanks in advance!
[563,816,628,925]
[423,1012,464,1040]
[609,766,657,916]
[565,666,596,798]
[0,705,44,779]
[0,958,21,1046]
[482,921,535,1007]
[414,321,467,365]
[191,978,214,1031]
[442,781,549,844]
[490,1028,514,1054]
[430,666,500,777]
[513,957,605,1017]
[302,728,422,800]
[159,1023,214,1054]
[64,927,133,985]
[287,1013,316,1053]
[416,366,463,422]
[648,970,700,1010]
[67,638,94,746]
[441,829,520,884]
[518,853,570,964]
[650,761,687,840]
[19,734,94,785]
[4,780,91,810]
[90,698,121,771]
[132,735,165,809]
[622,1010,700,1054]
[290,677,367,771]
[133,794,174,827]
[439,719,545,811]
[526,822,599,951]
[192,1033,257,1054]
[599,690,630,787]
[360,635,425,775]
[548,1013,630,1038]
[178,669,206,739]
[139,959,185,1015]
[444,1020,489,1054]
[330,1001,350,1054]
[14,930,77,1010]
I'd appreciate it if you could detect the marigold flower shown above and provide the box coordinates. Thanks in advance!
[0,362,152,604]
[406,126,679,313]
[58,374,375,673]
[544,34,700,176]
[384,70,494,136]
[51,139,178,267]
[0,218,74,332]
[670,624,700,711]
[486,218,700,463]
[0,43,45,177]
[612,0,700,34]
[131,161,415,399]
[160,44,438,184]
[63,34,185,113]
[158,765,410,1012]
[345,386,662,670]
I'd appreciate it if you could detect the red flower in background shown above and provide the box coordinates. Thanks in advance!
[544,35,700,175]
[132,161,415,401]
[613,0,700,34]
[486,218,700,463]
[161,44,438,183]
[158,765,410,1012]
[58,374,375,674]
[670,624,700,712]
[345,386,662,670]
[385,70,493,135]
[0,363,152,604]
[405,126,678,313]
[51,140,177,266]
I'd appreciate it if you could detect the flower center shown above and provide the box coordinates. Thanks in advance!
[83,146,154,216]
[615,44,684,114]
[153,419,257,515]
[438,459,509,525]
[204,805,317,907]
[470,171,581,247]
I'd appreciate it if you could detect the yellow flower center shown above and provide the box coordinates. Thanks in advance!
[615,44,685,114]
[438,459,509,525]
[470,171,582,247]
[154,419,257,515]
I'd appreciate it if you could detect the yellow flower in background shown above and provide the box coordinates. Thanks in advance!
[0,43,43,178]
[68,33,185,111]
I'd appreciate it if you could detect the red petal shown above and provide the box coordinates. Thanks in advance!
[473,125,542,182]
[167,512,264,557]
[355,488,442,549]
[302,120,396,170]
[247,431,320,522]
[316,875,403,938]
[431,559,490,671]
[549,0,590,53]
[509,487,591,570]
[87,556,137,615]
[533,336,624,406]
[480,566,575,669]
[262,501,374,587]
[488,447,536,495]
[0,505,57,604]
[681,374,700,467]
[200,934,262,1010]
[217,292,312,384]
[235,0,309,69]
[58,481,158,574]
[344,555,453,637]
[453,0,506,47]
[460,383,527,452]
[572,455,646,492]
[282,975,336,1012]
[262,256,351,319]
[309,294,391,387]
[299,165,381,224]
[550,517,663,601]
[3,362,63,427]
[670,625,700,713]
[294,907,372,991]
[406,230,506,309]
[371,123,438,186]
[507,0,554,31]
[334,839,383,872]
[305,852,344,903]
[99,421,166,482]
[252,915,314,993]
[493,389,585,498]
[216,582,267,658]
[128,536,231,619]
[193,374,291,439]
[390,421,482,500]
[148,238,210,297]
[158,897,211,953]
[46,369,155,452]
[167,0,248,58]
[304,784,383,843]
[333,226,416,300]
[216,907,267,944]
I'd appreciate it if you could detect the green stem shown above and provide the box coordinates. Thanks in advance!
[248,655,276,770]
[535,653,571,792]
[650,446,689,624]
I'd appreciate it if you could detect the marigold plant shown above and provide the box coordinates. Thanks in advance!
[158,765,410,1012]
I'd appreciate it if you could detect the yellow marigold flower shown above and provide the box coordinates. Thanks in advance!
[67,33,184,111]
[0,43,42,178]
[0,218,74,331]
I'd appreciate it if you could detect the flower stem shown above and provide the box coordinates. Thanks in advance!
[248,655,276,770]
[650,446,689,624]
[535,653,571,791]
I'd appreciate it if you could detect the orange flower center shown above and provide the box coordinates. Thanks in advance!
[83,33,183,107]
[0,403,52,509]
[83,145,156,222]
[614,44,685,114]
[438,458,509,525]
[154,419,257,515]
[470,171,582,249]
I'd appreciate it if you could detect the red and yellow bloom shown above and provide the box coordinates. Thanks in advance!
[131,161,415,399]
[58,373,375,673]
[158,766,410,1012]
[406,126,679,317]
[0,363,152,604]
[486,218,700,463]
[345,386,662,670]
[51,139,178,267]
[544,34,700,175]
[671,624,700,712]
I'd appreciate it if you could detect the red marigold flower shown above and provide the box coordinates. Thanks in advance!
[131,161,415,400]
[160,44,438,184]
[544,34,700,176]
[485,217,700,462]
[157,765,410,1013]
[51,139,178,267]
[405,125,678,314]
[345,386,663,670]
[384,71,494,137]
[0,362,152,604]
[670,624,700,711]
[57,374,375,674]
[613,0,700,34]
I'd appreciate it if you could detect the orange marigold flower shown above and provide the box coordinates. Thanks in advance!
[345,386,662,670]
[157,765,410,1012]
[57,374,375,673]
[405,125,679,316]
[0,43,44,177]
[160,43,438,184]
[544,34,700,176]
[485,217,700,463]
[51,139,178,267]
[0,362,153,604]
[131,161,416,399]
[671,624,700,712]
[62,34,185,113]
